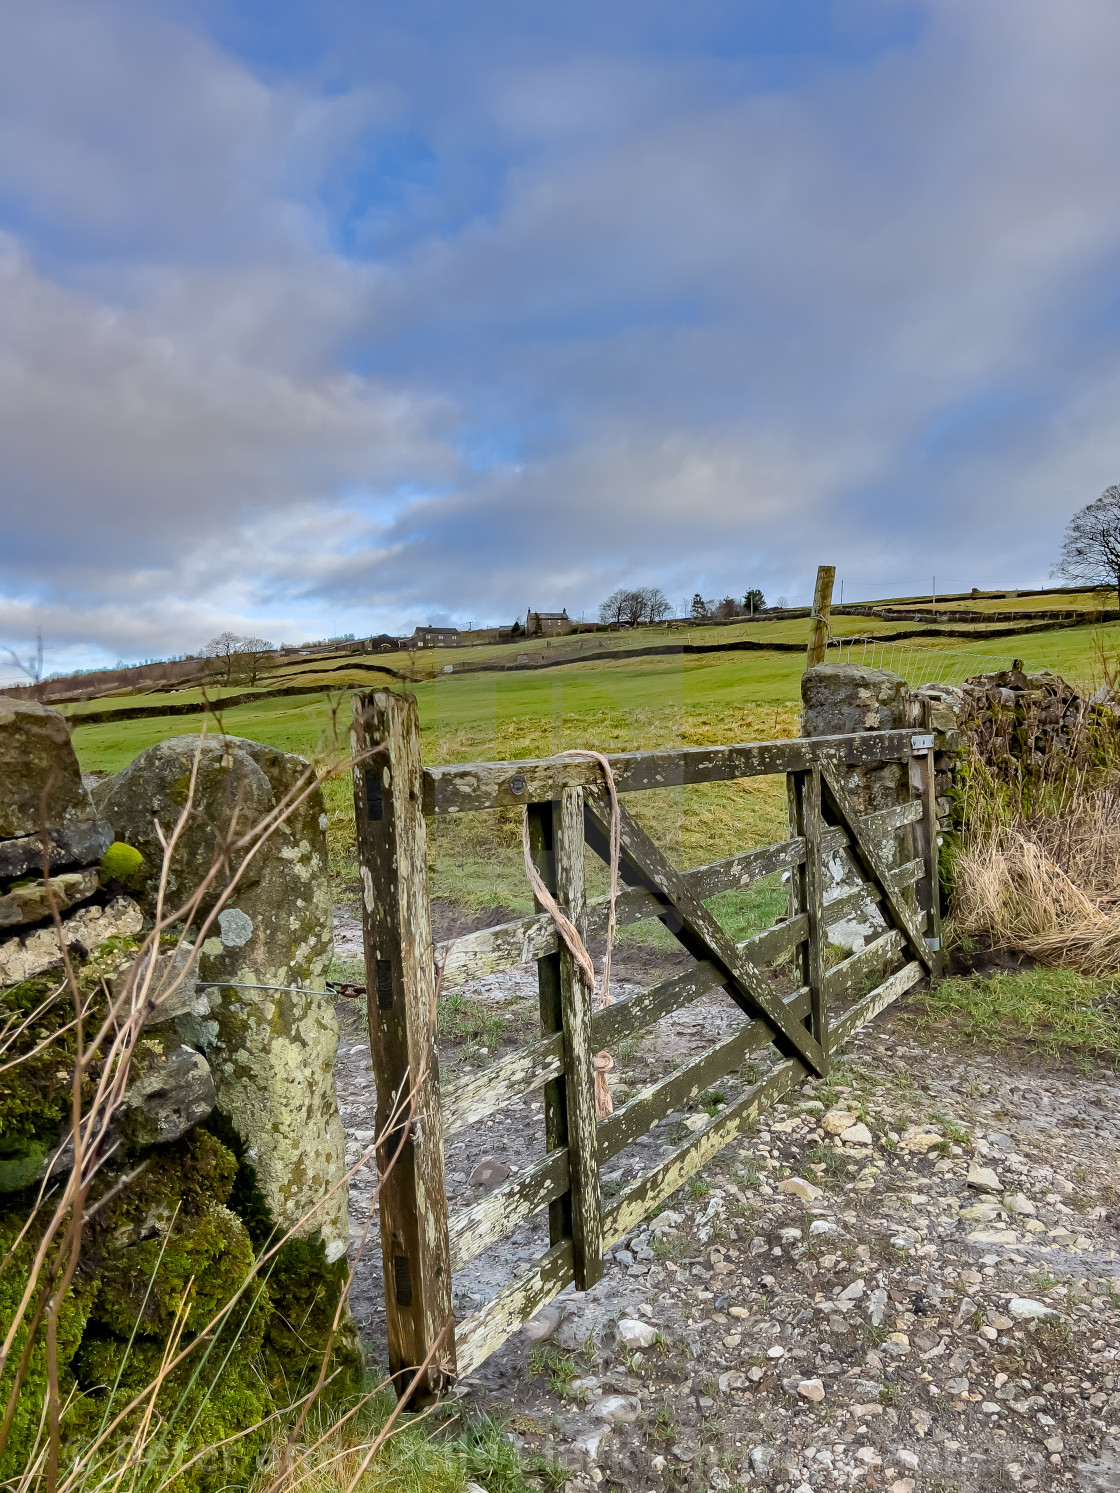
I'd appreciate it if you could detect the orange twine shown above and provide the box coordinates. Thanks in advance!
[591,1051,615,1119]
[519,749,621,1008]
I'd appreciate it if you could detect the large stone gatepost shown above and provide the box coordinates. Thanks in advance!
[801,664,917,949]
[93,735,348,1261]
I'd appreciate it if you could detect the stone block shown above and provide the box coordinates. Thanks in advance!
[0,868,99,928]
[0,895,143,984]
[0,699,95,839]
[91,736,276,918]
[801,665,910,737]
[0,819,113,881]
[93,735,346,1260]
[122,1038,217,1146]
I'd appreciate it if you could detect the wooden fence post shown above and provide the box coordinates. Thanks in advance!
[352,689,455,1401]
[527,790,603,1291]
[806,566,836,669]
[909,731,945,980]
[789,768,829,1062]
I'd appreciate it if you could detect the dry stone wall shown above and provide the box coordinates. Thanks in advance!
[90,733,348,1260]
[0,703,358,1484]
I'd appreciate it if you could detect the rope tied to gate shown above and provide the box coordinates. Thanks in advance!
[519,749,621,1007]
[520,749,622,1119]
[809,605,833,640]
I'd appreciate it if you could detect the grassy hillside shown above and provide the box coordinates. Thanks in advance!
[69,619,1120,924]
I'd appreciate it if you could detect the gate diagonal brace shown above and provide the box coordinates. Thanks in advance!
[583,789,828,1077]
[818,761,935,974]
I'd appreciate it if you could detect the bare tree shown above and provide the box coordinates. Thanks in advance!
[620,589,646,627]
[1055,486,1120,610]
[2,630,44,696]
[202,632,275,686]
[598,589,630,626]
[715,596,739,619]
[600,585,672,627]
[236,636,275,686]
[642,586,671,623]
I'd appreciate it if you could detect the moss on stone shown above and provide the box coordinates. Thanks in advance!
[98,840,144,887]
[201,1110,363,1405]
[262,1233,363,1403]
[2,730,359,1487]
[0,1209,100,1481]
[200,1107,275,1250]
[72,1323,275,1493]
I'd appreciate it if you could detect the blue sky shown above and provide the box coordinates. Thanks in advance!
[3,0,1120,677]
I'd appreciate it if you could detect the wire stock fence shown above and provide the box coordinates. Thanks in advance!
[828,635,1018,688]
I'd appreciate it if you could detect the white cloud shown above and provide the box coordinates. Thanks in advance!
[0,235,458,578]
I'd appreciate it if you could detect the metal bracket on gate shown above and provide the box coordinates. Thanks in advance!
[910,733,934,753]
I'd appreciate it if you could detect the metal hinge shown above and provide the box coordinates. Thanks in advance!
[926,936,941,952]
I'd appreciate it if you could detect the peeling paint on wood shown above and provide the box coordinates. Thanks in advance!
[353,690,455,1400]
[601,959,924,1248]
[447,1149,569,1272]
[436,799,924,991]
[423,730,958,814]
[582,790,828,1075]
[455,1240,575,1379]
[820,763,934,972]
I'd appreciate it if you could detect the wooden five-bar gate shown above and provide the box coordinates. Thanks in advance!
[351,690,951,1401]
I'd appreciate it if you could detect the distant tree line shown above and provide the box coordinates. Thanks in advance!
[598,587,672,626]
[597,586,781,627]
[687,588,768,621]
[202,632,276,686]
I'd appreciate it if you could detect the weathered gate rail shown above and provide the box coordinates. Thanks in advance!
[352,691,953,1400]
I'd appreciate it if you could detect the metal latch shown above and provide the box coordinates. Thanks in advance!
[910,733,934,753]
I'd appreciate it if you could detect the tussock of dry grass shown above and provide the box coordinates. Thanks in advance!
[952,774,1120,976]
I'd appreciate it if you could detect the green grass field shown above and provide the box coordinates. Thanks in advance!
[68,619,1120,924]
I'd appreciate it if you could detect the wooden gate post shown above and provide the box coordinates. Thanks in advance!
[352,689,454,1401]
[527,789,603,1291]
[909,732,944,980]
[806,566,836,669]
[788,768,829,1062]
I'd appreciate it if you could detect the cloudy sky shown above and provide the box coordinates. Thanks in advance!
[3,0,1120,678]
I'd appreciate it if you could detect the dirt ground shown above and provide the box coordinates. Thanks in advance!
[331,909,1120,1493]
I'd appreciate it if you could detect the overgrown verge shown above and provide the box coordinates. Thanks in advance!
[945,658,1120,974]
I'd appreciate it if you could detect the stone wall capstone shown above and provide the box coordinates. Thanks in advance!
[0,698,133,986]
[800,664,918,949]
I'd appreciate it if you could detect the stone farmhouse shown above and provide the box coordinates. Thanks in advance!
[411,625,461,647]
[525,609,572,637]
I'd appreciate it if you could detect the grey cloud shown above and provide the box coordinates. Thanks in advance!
[0,0,394,259]
[0,236,459,582]
[6,0,1120,667]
